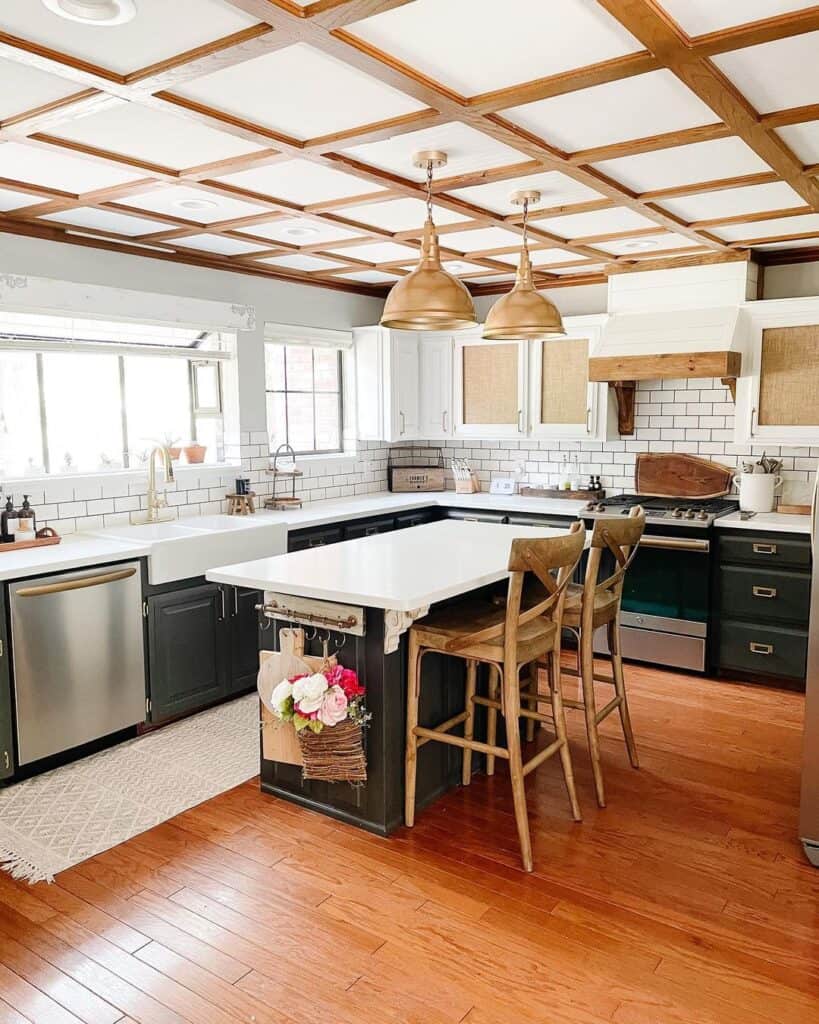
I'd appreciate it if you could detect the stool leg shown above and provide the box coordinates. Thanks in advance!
[580,625,606,808]
[608,617,639,769]
[462,659,477,786]
[549,648,581,822]
[486,664,500,777]
[404,633,422,827]
[524,663,536,744]
[504,665,533,872]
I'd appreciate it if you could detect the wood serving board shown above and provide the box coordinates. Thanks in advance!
[636,453,733,499]
[0,534,61,553]
[519,486,606,501]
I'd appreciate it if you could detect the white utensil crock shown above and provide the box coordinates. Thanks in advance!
[733,472,783,513]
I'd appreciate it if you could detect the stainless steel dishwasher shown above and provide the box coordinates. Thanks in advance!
[8,562,146,766]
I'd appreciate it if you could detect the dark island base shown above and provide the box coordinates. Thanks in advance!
[260,606,491,835]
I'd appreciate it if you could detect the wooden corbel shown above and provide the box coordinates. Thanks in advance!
[721,377,737,401]
[612,381,636,435]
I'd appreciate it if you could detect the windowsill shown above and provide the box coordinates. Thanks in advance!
[0,461,242,487]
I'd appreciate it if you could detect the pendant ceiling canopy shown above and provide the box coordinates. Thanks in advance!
[483,190,565,341]
[380,151,477,332]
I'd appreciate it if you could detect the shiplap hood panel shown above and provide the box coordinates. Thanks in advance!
[597,262,757,358]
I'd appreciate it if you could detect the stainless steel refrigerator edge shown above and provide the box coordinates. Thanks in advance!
[800,468,819,866]
[8,562,146,766]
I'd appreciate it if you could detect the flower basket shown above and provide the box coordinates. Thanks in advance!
[299,719,367,783]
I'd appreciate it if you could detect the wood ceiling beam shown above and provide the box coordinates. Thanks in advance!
[595,0,819,210]
[755,244,819,265]
[688,205,813,230]
[0,90,121,138]
[687,7,819,57]
[638,171,781,201]
[566,123,732,166]
[299,107,444,152]
[733,228,819,246]
[759,103,819,130]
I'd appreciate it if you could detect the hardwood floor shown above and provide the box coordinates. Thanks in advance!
[0,662,816,1023]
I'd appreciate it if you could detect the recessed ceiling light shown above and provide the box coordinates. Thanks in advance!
[623,238,659,251]
[176,198,220,211]
[43,0,137,25]
[283,226,319,238]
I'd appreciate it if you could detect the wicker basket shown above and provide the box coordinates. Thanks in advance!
[298,720,367,783]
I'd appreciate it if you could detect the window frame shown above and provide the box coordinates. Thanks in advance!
[265,343,344,457]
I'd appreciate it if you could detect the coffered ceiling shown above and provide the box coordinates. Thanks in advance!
[1,0,819,298]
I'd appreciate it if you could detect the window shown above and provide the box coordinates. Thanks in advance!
[265,344,343,455]
[0,313,228,476]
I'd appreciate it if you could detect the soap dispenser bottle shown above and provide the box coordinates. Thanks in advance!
[17,495,36,539]
[1,495,17,542]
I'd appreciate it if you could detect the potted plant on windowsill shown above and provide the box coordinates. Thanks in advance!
[183,442,207,464]
[160,434,182,460]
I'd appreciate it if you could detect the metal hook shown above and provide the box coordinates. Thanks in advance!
[304,626,318,641]
[333,634,346,651]
[256,603,272,631]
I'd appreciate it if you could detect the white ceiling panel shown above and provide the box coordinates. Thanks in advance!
[335,197,468,232]
[260,254,348,272]
[236,219,362,245]
[341,122,529,181]
[441,260,492,275]
[327,241,419,263]
[52,104,263,171]
[659,0,819,37]
[176,234,267,255]
[536,206,657,237]
[504,70,717,152]
[179,43,424,141]
[775,121,819,164]
[657,181,804,222]
[215,159,386,205]
[0,141,140,192]
[713,33,819,113]
[450,171,604,214]
[0,0,257,76]
[550,263,606,275]
[596,233,703,256]
[43,207,172,236]
[592,138,770,193]
[439,226,523,252]
[338,270,402,283]
[464,273,515,284]
[119,184,268,223]
[495,246,579,266]
[0,187,45,212]
[347,0,641,96]
[0,58,80,121]
[753,236,819,249]
[715,213,819,241]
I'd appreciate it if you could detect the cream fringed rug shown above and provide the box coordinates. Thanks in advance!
[0,694,259,885]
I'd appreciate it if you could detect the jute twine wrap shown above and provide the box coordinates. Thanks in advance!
[298,720,367,783]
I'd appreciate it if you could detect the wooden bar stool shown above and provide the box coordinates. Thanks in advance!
[538,507,645,808]
[405,522,586,872]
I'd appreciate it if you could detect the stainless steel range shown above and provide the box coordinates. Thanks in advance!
[583,492,739,672]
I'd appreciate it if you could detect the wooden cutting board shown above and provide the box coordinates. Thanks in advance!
[635,453,734,498]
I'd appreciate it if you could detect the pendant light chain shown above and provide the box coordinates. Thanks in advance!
[521,196,529,252]
[425,159,434,221]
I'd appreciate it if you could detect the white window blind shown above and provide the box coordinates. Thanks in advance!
[264,322,353,350]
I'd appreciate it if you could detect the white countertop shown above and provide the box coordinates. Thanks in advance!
[716,511,812,535]
[0,534,150,582]
[208,519,568,611]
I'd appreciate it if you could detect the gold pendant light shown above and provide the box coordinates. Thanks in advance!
[483,189,565,340]
[381,151,477,331]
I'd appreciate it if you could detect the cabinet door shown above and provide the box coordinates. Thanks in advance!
[229,586,262,694]
[147,583,228,723]
[530,335,604,439]
[419,334,453,438]
[288,524,344,552]
[751,324,819,443]
[0,587,13,779]
[454,337,526,438]
[344,516,395,540]
[390,330,420,440]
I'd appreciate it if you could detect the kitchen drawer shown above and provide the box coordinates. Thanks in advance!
[719,565,811,626]
[344,516,395,540]
[394,509,436,529]
[287,524,344,552]
[719,619,808,680]
[719,533,811,569]
[445,509,508,524]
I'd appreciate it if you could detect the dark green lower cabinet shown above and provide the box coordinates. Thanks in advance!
[0,588,14,780]
[229,586,263,694]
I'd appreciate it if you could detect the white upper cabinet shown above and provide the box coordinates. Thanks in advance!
[354,326,419,442]
[418,333,453,439]
[736,298,819,445]
[390,330,420,441]
[529,315,611,441]
[453,334,528,438]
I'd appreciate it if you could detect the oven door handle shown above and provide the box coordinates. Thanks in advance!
[639,535,710,553]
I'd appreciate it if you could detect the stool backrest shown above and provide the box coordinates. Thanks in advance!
[580,506,645,624]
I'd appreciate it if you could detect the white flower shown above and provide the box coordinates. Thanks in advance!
[293,672,328,713]
[270,678,293,717]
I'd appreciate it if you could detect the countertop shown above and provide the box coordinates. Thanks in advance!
[208,519,567,611]
[715,511,812,535]
[0,535,150,582]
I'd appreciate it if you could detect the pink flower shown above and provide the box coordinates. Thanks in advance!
[317,685,348,727]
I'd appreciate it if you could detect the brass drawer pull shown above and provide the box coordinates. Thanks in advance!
[752,543,777,554]
[752,586,777,599]
[749,642,774,655]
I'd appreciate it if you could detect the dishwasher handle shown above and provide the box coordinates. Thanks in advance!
[16,567,137,598]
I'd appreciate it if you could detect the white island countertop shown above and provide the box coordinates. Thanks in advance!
[208,519,568,611]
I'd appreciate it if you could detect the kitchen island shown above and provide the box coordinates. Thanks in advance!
[208,518,567,834]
